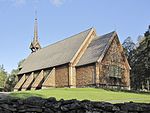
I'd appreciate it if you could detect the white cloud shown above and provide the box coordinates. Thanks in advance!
[50,0,65,7]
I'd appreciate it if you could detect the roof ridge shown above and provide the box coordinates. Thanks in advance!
[19,27,94,74]
[37,27,93,51]
[76,30,116,66]
[92,31,116,41]
[96,31,116,62]
[101,31,116,36]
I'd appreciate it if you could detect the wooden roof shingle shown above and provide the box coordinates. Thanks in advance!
[18,28,117,74]
[77,31,115,66]
[19,28,92,74]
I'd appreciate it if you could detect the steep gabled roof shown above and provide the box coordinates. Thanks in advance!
[77,31,115,66]
[19,28,93,74]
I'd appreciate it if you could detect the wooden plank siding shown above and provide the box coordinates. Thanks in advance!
[55,65,69,87]
[69,28,96,87]
[76,64,96,87]
[99,36,130,88]
[15,28,130,91]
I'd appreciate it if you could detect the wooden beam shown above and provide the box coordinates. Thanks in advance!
[31,70,44,90]
[14,74,27,91]
[68,28,96,88]
[42,68,55,88]
[71,28,96,66]
[95,62,100,86]
[69,64,76,88]
[21,72,34,91]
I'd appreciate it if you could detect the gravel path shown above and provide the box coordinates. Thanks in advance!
[107,98,148,103]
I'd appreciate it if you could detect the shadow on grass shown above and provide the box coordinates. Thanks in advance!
[9,92,44,99]
[97,87,150,95]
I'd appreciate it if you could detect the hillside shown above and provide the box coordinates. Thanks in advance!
[10,88,150,103]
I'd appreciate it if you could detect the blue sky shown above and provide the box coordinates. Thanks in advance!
[0,0,150,73]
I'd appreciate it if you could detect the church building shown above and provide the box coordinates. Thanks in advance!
[14,17,130,91]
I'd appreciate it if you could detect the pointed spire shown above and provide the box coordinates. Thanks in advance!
[30,11,41,53]
[34,11,38,42]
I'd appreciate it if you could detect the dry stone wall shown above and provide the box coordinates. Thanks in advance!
[0,96,149,113]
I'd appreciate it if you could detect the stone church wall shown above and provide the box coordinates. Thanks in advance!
[76,64,95,87]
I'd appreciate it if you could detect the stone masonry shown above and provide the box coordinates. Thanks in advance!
[0,96,149,113]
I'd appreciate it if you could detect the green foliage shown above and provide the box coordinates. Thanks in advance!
[0,65,7,89]
[122,37,135,58]
[10,88,150,103]
[4,59,25,91]
[4,69,19,91]
[144,25,150,37]
[0,65,7,86]
[130,35,150,90]
[123,25,150,90]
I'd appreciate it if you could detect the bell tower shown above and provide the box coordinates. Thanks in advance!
[30,12,41,53]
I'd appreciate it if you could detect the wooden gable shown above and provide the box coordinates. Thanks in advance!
[98,33,130,87]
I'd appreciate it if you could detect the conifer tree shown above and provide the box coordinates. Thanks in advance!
[130,26,150,90]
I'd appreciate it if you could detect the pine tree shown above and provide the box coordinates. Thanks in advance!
[131,26,150,90]
[122,37,135,59]
[0,65,7,90]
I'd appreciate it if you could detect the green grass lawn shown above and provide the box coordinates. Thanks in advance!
[10,88,150,103]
